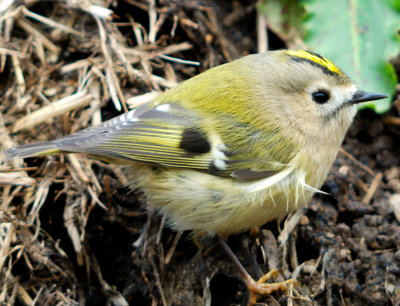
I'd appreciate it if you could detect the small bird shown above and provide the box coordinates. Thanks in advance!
[4,50,387,299]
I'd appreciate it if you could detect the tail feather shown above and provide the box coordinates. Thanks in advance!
[3,141,61,160]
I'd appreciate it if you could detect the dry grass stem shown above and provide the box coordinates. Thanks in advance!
[13,90,93,132]
[127,91,161,109]
[11,55,25,95]
[151,259,168,306]
[164,230,183,265]
[339,148,375,175]
[0,222,17,272]
[257,10,268,53]
[362,172,383,204]
[63,201,84,266]
[278,208,306,246]
[17,18,61,53]
[0,47,27,58]
[21,6,81,35]
[66,155,90,184]
[0,172,35,186]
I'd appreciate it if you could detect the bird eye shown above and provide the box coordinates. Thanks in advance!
[312,90,330,104]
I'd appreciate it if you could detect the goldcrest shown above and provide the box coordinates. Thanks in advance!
[4,50,387,237]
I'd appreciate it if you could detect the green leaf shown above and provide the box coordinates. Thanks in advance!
[258,0,305,46]
[302,0,400,113]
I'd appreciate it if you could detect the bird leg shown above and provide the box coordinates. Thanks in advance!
[218,237,298,304]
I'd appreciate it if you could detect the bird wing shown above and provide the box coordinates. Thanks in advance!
[51,102,216,168]
[5,102,285,180]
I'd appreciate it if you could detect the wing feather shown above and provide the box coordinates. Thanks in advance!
[6,101,284,180]
[50,103,217,170]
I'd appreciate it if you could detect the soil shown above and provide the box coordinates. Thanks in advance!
[1,1,399,305]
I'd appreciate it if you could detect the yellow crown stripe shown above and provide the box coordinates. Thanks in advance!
[286,50,342,75]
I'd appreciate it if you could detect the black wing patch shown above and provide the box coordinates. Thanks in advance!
[179,127,211,155]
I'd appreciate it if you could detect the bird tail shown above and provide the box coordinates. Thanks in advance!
[3,141,63,160]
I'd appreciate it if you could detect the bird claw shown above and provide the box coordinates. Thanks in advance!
[218,238,299,306]
[246,269,299,305]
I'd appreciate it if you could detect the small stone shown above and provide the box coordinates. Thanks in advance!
[301,263,316,274]
[388,194,400,222]
[299,215,309,225]
[338,165,350,176]
[394,250,400,261]
[336,223,350,234]
[339,249,350,260]
[326,232,335,239]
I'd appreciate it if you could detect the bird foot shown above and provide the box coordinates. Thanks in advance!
[218,238,299,305]
[245,269,299,305]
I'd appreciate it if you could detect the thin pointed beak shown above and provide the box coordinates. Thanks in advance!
[348,91,388,105]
